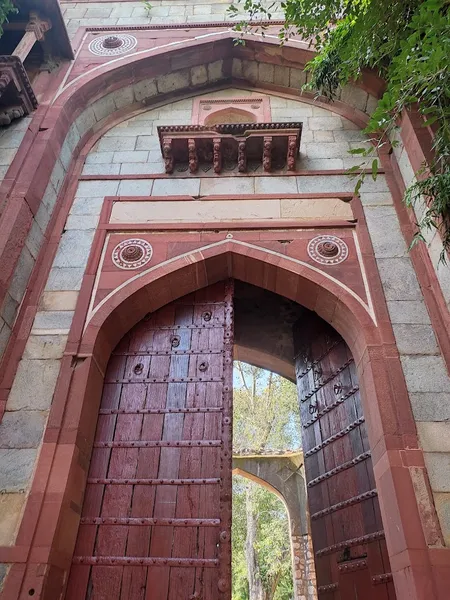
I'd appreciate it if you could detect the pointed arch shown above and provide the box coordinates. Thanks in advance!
[82,241,377,374]
[8,242,437,600]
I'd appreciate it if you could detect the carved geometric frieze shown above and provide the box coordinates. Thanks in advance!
[0,56,37,125]
[157,122,302,174]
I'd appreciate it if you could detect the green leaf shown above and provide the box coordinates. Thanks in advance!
[236,0,450,261]
[348,148,368,155]
[423,116,439,127]
[372,159,378,181]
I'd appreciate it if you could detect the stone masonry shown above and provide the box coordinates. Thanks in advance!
[0,2,449,597]
[1,80,450,590]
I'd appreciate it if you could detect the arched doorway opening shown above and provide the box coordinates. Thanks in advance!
[231,473,295,600]
[231,361,303,600]
[231,358,314,600]
[64,280,396,600]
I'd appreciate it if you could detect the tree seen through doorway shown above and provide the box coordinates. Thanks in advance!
[232,362,301,600]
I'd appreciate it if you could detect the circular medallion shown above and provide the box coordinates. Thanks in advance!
[89,34,138,57]
[112,239,153,270]
[307,235,348,266]
[103,36,124,49]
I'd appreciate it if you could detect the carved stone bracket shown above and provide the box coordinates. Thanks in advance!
[26,11,52,41]
[158,122,302,174]
[0,56,37,125]
[237,139,246,172]
[263,135,272,172]
[188,138,198,173]
[213,137,222,174]
[9,12,53,63]
[287,135,297,171]
[162,136,174,174]
[2,0,73,65]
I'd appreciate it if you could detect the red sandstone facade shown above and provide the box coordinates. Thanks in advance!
[0,3,449,599]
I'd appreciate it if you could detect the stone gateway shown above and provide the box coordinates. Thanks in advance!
[0,1,449,599]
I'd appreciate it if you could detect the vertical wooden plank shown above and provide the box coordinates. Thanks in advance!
[294,315,396,599]
[67,282,232,600]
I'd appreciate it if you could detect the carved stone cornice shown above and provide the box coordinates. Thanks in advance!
[157,122,302,174]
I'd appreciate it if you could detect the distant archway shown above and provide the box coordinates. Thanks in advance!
[233,448,316,600]
[231,472,299,600]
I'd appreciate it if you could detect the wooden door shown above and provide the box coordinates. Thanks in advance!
[294,316,396,600]
[66,281,234,600]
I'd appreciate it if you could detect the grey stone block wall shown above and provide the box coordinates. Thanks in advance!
[0,117,31,180]
[0,154,69,360]
[391,128,450,311]
[0,564,9,592]
[60,1,284,37]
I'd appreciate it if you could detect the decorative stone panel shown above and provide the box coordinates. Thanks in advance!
[111,238,153,269]
[88,33,138,56]
[192,96,271,125]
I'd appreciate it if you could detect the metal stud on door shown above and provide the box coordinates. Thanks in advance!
[66,281,234,600]
[293,315,396,600]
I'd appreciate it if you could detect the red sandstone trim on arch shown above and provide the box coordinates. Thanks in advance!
[85,239,376,331]
[2,243,448,600]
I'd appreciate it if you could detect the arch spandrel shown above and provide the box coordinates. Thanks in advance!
[82,244,379,374]
[52,32,381,131]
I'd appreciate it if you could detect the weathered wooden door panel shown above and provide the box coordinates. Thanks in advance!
[66,282,233,600]
[294,316,396,600]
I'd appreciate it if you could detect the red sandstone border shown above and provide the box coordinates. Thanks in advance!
[112,193,355,201]
[102,221,354,230]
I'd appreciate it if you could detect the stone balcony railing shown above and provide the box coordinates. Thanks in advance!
[157,122,303,174]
